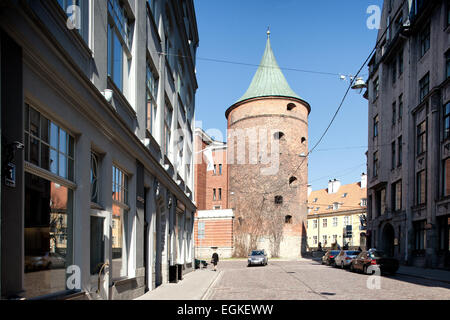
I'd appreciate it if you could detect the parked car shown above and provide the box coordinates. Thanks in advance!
[334,250,361,269]
[321,250,341,266]
[350,249,399,275]
[25,253,51,272]
[247,250,268,267]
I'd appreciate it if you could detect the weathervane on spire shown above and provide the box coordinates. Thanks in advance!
[267,26,270,39]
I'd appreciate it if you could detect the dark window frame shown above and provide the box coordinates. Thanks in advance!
[416,120,427,155]
[444,102,450,140]
[416,170,427,205]
[419,23,430,58]
[419,73,430,103]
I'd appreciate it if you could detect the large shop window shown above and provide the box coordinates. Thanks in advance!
[24,173,74,298]
[112,165,129,279]
[25,105,75,180]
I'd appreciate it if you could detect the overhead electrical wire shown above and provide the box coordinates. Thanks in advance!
[154,50,364,79]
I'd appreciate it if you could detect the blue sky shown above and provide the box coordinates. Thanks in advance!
[193,0,383,190]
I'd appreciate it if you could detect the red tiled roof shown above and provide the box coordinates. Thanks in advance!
[308,182,367,216]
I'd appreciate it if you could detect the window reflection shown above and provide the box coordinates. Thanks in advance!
[24,105,75,181]
[112,204,127,279]
[24,173,73,298]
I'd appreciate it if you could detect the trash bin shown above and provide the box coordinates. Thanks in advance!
[177,264,183,281]
[169,265,178,283]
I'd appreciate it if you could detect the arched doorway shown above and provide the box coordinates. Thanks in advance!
[381,223,395,257]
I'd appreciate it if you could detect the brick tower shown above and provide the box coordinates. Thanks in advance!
[225,31,311,258]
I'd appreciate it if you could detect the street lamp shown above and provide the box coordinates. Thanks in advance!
[351,77,368,90]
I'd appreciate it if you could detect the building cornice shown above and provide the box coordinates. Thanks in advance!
[307,208,366,219]
[225,96,311,119]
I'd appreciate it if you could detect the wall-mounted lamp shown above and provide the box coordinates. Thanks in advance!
[102,89,113,103]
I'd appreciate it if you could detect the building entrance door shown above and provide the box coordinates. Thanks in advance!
[381,223,395,257]
[89,215,109,300]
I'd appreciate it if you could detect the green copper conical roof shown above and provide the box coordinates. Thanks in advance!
[236,32,302,104]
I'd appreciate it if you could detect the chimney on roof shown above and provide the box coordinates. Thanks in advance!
[307,185,312,197]
[361,173,367,189]
[328,179,341,194]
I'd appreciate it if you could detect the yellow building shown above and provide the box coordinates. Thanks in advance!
[307,175,367,251]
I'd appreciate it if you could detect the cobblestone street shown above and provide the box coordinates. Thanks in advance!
[205,259,450,300]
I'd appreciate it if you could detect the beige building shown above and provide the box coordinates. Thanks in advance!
[307,175,368,251]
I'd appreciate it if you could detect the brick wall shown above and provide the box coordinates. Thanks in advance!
[194,218,233,248]
[194,134,207,210]
[227,97,309,258]
[194,132,229,211]
[205,149,228,210]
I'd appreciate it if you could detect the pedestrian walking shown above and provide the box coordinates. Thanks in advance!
[211,250,219,271]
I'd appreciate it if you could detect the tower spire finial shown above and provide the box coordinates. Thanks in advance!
[267,26,270,39]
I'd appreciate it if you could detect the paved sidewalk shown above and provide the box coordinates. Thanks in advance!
[135,268,221,300]
[397,265,450,284]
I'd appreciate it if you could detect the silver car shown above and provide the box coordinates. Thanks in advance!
[247,250,268,267]
[334,250,361,269]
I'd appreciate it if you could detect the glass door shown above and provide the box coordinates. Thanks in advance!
[90,215,109,299]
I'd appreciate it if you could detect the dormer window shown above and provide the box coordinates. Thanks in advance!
[285,215,293,224]
[333,202,340,210]
[313,198,318,203]
[342,193,348,198]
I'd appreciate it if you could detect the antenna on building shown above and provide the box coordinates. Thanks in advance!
[267,26,270,39]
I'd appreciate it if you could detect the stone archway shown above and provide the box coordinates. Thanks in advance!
[381,223,395,257]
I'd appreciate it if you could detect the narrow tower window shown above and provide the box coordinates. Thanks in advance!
[285,215,293,224]
[287,103,296,111]
[275,196,283,204]
[274,132,285,140]
[301,137,306,144]
[289,177,298,185]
